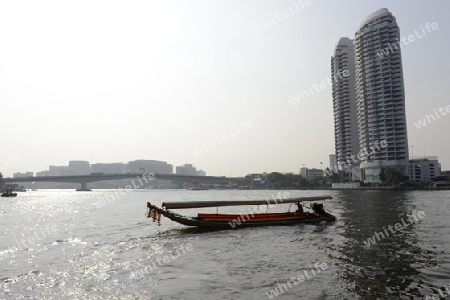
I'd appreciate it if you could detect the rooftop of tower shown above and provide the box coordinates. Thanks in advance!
[334,37,353,52]
[337,37,352,46]
[358,8,392,29]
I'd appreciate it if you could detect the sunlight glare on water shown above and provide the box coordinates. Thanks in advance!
[1,189,449,299]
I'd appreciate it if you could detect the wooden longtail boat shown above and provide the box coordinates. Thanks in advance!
[146,196,335,229]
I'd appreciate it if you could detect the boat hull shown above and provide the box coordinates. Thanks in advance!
[1,189,17,197]
[147,202,335,229]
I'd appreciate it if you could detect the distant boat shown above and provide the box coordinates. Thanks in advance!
[147,195,335,229]
[187,187,208,190]
[1,189,17,197]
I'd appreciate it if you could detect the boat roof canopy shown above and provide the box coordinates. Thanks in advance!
[162,196,333,209]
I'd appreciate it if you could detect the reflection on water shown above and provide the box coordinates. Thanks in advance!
[0,189,449,299]
[336,190,447,299]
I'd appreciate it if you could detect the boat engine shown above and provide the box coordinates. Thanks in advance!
[312,203,326,215]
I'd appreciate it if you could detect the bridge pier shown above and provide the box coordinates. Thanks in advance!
[76,182,91,191]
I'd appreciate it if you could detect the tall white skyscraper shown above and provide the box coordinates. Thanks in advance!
[331,8,410,183]
[354,8,409,182]
[331,37,359,180]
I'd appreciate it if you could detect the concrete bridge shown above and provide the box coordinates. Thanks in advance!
[4,173,251,190]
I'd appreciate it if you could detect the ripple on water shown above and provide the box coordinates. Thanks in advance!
[1,190,450,299]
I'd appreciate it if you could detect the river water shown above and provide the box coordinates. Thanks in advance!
[0,189,449,299]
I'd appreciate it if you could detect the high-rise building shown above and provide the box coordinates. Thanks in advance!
[353,8,409,182]
[329,154,336,169]
[331,37,359,179]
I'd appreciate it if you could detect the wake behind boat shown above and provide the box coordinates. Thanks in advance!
[147,195,335,229]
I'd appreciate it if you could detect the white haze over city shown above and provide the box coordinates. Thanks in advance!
[0,0,449,177]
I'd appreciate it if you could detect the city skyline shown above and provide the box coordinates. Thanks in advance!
[1,1,449,177]
[10,159,206,178]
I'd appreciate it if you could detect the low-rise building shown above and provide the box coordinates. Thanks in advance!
[128,160,173,174]
[91,163,127,174]
[176,164,205,176]
[300,167,324,180]
[409,157,440,183]
[308,168,324,180]
[13,171,34,178]
[69,160,91,175]
[36,171,50,177]
[48,166,70,176]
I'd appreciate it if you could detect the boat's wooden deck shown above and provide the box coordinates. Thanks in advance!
[197,212,319,222]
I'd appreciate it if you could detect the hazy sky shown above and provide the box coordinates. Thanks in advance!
[1,0,449,177]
